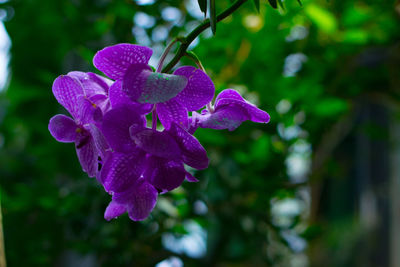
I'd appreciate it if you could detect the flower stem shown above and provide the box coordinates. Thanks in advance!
[156,38,180,73]
[184,51,206,72]
[162,0,249,73]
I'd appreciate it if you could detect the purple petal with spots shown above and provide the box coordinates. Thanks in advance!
[100,150,145,193]
[216,98,270,123]
[109,80,131,107]
[185,171,199,182]
[187,115,200,135]
[168,123,209,170]
[52,75,84,119]
[87,72,113,93]
[68,71,110,97]
[104,201,127,221]
[157,99,188,130]
[48,114,77,143]
[123,63,188,104]
[127,180,158,221]
[75,130,98,177]
[144,156,186,192]
[110,179,158,221]
[173,66,215,111]
[93,43,153,80]
[109,80,153,113]
[87,124,110,159]
[88,94,111,115]
[131,128,181,159]
[101,105,146,153]
[77,97,103,124]
[195,105,250,131]
[215,88,245,104]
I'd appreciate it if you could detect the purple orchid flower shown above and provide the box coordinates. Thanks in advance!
[99,120,208,220]
[104,178,158,221]
[67,71,112,114]
[156,66,215,130]
[93,44,215,131]
[48,75,109,177]
[100,120,208,195]
[131,122,208,191]
[49,43,270,222]
[191,89,270,132]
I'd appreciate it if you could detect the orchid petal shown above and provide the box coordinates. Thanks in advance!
[168,123,209,170]
[185,171,199,182]
[77,97,103,124]
[144,156,186,192]
[88,94,111,115]
[75,131,98,177]
[173,66,215,111]
[93,43,153,80]
[109,80,153,113]
[127,180,158,221]
[68,71,110,97]
[104,200,127,221]
[197,105,250,131]
[215,89,245,105]
[101,105,146,153]
[100,150,145,193]
[48,114,77,143]
[123,63,188,104]
[52,75,84,119]
[157,99,188,130]
[87,124,110,159]
[131,128,181,159]
[216,98,270,123]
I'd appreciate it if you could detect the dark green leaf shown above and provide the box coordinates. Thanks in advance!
[297,0,303,6]
[277,0,285,10]
[253,0,260,13]
[268,0,277,9]
[197,0,207,17]
[209,0,216,35]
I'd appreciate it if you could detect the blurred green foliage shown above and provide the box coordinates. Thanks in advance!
[0,0,399,266]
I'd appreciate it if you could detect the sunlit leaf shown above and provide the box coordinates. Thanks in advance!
[253,0,260,13]
[277,0,285,10]
[305,4,338,34]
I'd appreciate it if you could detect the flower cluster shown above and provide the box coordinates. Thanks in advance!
[49,44,270,221]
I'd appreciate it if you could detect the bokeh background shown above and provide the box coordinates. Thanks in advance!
[0,0,399,266]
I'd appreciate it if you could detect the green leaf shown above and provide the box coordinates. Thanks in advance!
[253,0,260,13]
[268,0,277,9]
[197,0,207,17]
[277,0,285,10]
[297,0,302,6]
[305,4,338,34]
[209,0,216,35]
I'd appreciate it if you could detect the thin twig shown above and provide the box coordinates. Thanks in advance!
[156,38,179,73]
[162,0,249,73]
[184,51,206,72]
